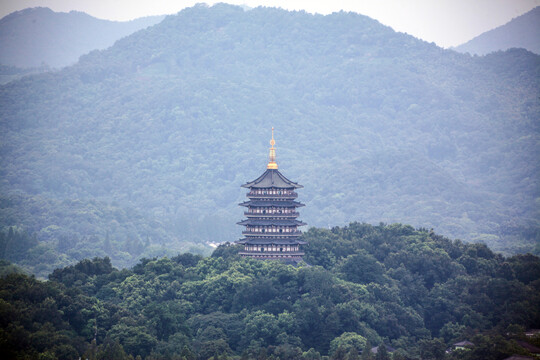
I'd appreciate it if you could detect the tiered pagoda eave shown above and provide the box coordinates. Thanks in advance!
[235,129,307,263]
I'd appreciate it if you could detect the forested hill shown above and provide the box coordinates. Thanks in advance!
[1,4,539,276]
[0,7,165,68]
[454,6,540,55]
[1,223,539,359]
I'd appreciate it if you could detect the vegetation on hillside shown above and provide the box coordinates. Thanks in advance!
[1,223,539,359]
[0,4,539,275]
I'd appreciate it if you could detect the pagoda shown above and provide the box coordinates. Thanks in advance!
[236,129,306,262]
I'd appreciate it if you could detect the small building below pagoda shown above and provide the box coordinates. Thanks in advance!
[236,129,306,262]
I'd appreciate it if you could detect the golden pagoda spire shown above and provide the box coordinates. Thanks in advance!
[267,127,278,169]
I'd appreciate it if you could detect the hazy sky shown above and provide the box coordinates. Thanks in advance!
[1,0,539,47]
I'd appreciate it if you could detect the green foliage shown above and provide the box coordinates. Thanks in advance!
[338,251,385,284]
[1,223,539,358]
[1,4,539,278]
[0,272,99,359]
[374,344,390,360]
[447,334,528,360]
[419,338,446,360]
[329,332,367,356]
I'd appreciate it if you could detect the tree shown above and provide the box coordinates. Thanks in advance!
[243,311,280,347]
[419,338,445,360]
[180,345,196,360]
[339,251,385,284]
[330,333,367,358]
[375,344,390,360]
[361,340,373,360]
[96,340,129,360]
[347,347,361,360]
[302,348,322,360]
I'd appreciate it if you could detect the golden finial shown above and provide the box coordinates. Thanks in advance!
[267,127,278,169]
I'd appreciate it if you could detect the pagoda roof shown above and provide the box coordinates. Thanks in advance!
[236,238,307,245]
[242,169,303,189]
[239,200,304,207]
[237,219,306,226]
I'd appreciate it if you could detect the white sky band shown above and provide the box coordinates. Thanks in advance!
[0,0,539,48]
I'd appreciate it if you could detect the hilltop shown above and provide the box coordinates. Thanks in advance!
[0,7,165,68]
[1,223,539,359]
[454,6,540,55]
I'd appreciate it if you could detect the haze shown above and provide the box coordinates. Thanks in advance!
[0,0,539,47]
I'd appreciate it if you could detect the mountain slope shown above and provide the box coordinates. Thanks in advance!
[0,7,165,68]
[0,4,538,274]
[454,6,540,55]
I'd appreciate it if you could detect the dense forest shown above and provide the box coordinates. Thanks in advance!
[1,223,539,359]
[0,4,539,275]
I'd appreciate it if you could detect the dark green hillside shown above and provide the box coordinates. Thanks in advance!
[0,194,209,277]
[0,4,539,274]
[1,224,539,359]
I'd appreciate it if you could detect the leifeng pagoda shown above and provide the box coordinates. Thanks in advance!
[236,129,306,262]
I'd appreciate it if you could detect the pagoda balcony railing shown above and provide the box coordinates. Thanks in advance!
[247,192,297,199]
[242,230,302,236]
[244,211,299,218]
[238,250,305,257]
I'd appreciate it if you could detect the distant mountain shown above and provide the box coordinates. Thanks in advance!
[0,4,538,275]
[0,64,48,85]
[454,6,540,55]
[0,7,165,68]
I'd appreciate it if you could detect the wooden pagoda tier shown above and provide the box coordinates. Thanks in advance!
[236,129,306,262]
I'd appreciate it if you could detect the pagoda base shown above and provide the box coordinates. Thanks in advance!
[238,250,305,262]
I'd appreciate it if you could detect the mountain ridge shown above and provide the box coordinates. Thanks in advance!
[0,6,165,68]
[0,4,538,275]
[454,6,540,55]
